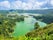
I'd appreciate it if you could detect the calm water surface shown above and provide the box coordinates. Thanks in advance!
[12,16,47,37]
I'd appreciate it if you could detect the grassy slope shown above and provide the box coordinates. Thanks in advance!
[26,23,53,37]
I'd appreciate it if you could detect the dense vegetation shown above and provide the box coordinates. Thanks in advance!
[0,16,53,40]
[0,14,24,38]
[0,13,53,40]
[33,14,53,24]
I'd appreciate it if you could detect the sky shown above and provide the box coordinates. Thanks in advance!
[0,0,53,10]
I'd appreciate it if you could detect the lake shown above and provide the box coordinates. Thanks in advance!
[12,16,47,37]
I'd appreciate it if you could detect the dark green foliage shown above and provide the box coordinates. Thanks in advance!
[16,15,24,22]
[48,31,53,35]
[0,15,16,37]
[0,14,24,38]
[26,23,53,40]
[34,22,40,29]
[33,14,53,24]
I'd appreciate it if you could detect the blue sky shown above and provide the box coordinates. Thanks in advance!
[0,0,53,10]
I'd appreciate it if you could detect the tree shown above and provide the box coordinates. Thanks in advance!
[34,22,40,29]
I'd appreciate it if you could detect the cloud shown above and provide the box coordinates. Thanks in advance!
[11,0,48,10]
[50,0,53,6]
[10,1,33,10]
[0,0,53,10]
[0,1,10,8]
[11,1,22,9]
[22,2,33,10]
[32,2,46,9]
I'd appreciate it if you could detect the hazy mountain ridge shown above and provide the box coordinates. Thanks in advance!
[0,9,53,14]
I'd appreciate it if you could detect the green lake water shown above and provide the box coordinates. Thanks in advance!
[12,16,47,37]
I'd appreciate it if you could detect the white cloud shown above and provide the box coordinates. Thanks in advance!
[0,1,10,8]
[10,1,33,10]
[11,1,22,9]
[11,0,49,10]
[22,2,33,10]
[32,2,45,9]
[0,0,51,10]
[50,0,53,6]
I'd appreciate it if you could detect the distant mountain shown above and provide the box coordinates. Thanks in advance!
[0,9,53,15]
[9,9,53,14]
